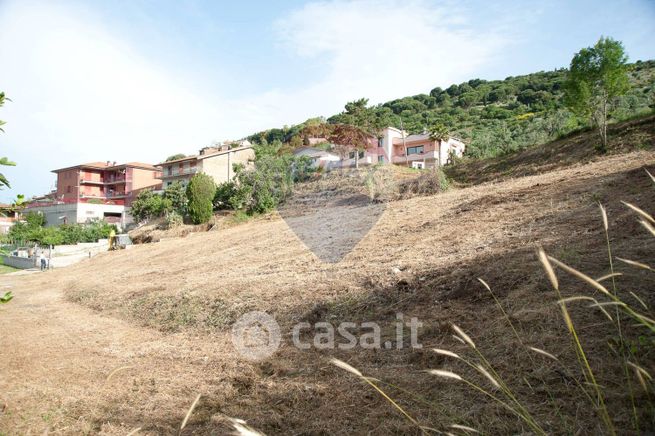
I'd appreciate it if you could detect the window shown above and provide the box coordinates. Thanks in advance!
[407,145,425,155]
[378,155,384,163]
[412,161,425,169]
[349,151,355,159]
[167,166,173,176]
[349,150,365,160]
[377,137,384,147]
[66,186,71,193]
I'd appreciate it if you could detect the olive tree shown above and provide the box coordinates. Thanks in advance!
[564,37,630,151]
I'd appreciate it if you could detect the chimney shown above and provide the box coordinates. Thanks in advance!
[106,160,110,166]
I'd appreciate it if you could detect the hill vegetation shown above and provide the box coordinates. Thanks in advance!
[248,60,654,159]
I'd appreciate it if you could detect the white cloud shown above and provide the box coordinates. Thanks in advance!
[270,0,507,107]
[0,1,229,200]
[0,0,509,201]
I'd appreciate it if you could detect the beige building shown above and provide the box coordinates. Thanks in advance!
[157,144,255,188]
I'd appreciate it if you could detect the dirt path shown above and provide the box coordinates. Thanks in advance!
[1,149,654,434]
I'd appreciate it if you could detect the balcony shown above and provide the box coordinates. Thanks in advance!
[391,150,439,164]
[106,193,127,199]
[162,167,198,178]
[79,178,105,185]
[105,177,127,185]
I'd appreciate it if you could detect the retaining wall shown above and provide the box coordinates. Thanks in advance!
[1,254,36,269]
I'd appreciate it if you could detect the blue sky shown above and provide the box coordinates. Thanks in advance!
[0,0,654,201]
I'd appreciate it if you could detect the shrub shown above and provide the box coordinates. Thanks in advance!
[214,181,237,210]
[164,211,183,229]
[24,211,46,227]
[186,173,216,224]
[131,189,172,222]
[293,155,317,182]
[59,224,83,244]
[163,181,188,216]
[397,167,450,198]
[4,218,115,246]
[230,155,293,214]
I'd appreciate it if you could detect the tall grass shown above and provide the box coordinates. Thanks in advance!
[331,170,655,434]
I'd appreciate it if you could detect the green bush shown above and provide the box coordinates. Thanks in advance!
[186,173,216,224]
[130,189,172,222]
[24,211,46,227]
[293,155,317,182]
[4,218,116,246]
[163,181,188,216]
[164,211,183,229]
[213,181,237,210]
[230,155,293,214]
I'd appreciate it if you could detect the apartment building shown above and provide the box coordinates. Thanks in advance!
[158,144,255,188]
[26,161,161,227]
[378,127,465,169]
[298,127,465,170]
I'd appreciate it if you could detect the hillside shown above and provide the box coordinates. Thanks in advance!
[1,120,654,434]
[249,60,655,159]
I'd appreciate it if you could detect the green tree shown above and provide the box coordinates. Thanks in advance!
[165,153,186,162]
[24,211,46,227]
[429,123,450,142]
[564,37,630,151]
[230,155,293,214]
[163,181,188,216]
[338,98,378,168]
[186,173,216,224]
[130,189,172,222]
[289,135,303,148]
[0,92,16,189]
[213,181,237,210]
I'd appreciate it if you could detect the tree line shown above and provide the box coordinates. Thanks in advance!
[248,37,653,158]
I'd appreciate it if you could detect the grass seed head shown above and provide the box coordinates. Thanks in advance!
[427,369,463,381]
[452,324,476,349]
[538,249,559,290]
[475,364,501,389]
[433,348,460,359]
[330,358,363,377]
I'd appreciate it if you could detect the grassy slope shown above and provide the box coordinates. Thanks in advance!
[0,264,18,274]
[4,117,655,434]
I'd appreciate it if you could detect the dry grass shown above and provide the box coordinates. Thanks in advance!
[446,115,655,185]
[0,121,654,434]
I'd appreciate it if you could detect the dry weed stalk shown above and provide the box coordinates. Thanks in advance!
[330,358,428,434]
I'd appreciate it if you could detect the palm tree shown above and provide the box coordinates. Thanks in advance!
[428,124,451,166]
[428,123,450,142]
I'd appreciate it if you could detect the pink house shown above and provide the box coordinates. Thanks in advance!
[308,127,465,170]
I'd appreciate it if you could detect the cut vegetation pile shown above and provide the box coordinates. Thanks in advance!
[1,117,654,435]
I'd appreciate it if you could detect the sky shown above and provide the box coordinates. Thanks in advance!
[0,0,654,201]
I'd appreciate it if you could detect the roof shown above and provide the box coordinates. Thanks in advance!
[404,133,431,142]
[392,134,466,145]
[52,161,158,173]
[156,146,253,166]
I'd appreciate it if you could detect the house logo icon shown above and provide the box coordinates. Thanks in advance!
[231,311,281,361]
